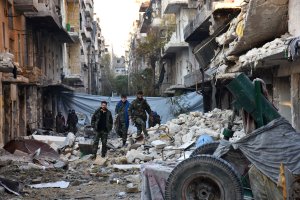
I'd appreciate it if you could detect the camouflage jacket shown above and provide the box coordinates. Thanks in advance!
[128,98,151,121]
[91,108,113,132]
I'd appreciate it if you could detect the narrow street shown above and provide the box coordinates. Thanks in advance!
[1,0,300,200]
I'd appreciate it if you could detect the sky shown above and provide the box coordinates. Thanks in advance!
[94,0,141,57]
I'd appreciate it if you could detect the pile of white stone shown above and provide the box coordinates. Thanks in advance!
[125,109,245,164]
[0,52,14,70]
[238,34,290,66]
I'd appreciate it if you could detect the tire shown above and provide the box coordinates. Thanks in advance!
[165,155,243,200]
[190,142,250,177]
[190,142,220,157]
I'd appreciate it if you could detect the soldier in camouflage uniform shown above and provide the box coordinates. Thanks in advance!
[91,101,113,158]
[128,91,152,138]
[115,94,131,146]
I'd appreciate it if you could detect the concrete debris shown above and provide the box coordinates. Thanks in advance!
[117,192,127,199]
[124,175,140,184]
[112,164,141,171]
[93,156,109,166]
[62,132,76,148]
[29,181,70,189]
[0,52,14,72]
[238,34,290,66]
[126,149,153,164]
[126,183,139,193]
[150,140,167,149]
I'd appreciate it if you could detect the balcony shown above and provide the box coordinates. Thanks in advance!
[164,32,188,54]
[81,28,91,42]
[184,69,212,87]
[85,19,93,31]
[14,0,38,12]
[184,0,241,42]
[68,26,79,42]
[84,0,93,8]
[63,74,84,87]
[183,6,211,42]
[84,5,93,17]
[24,1,73,43]
[162,0,188,14]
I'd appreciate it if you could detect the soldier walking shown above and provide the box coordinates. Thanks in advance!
[56,111,66,133]
[128,91,152,139]
[115,94,130,146]
[67,109,78,133]
[91,100,113,158]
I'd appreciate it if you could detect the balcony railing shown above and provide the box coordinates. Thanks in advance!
[164,32,188,53]
[162,0,188,14]
[14,0,38,12]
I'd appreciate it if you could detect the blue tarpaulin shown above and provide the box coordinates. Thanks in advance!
[58,92,203,127]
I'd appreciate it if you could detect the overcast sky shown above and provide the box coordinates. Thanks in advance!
[94,0,140,56]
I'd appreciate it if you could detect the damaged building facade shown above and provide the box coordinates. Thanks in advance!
[129,0,300,131]
[0,0,105,147]
[181,0,300,130]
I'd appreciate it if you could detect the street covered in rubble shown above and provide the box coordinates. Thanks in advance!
[1,0,300,199]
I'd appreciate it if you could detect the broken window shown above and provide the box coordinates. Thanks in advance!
[8,4,13,30]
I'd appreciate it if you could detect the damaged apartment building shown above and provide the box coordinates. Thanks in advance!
[0,0,104,147]
[139,0,300,130]
[179,0,300,130]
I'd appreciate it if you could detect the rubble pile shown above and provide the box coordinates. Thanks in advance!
[238,34,290,66]
[124,109,245,164]
[0,109,244,199]
[0,52,14,71]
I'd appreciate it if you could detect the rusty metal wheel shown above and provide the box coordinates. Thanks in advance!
[165,155,243,200]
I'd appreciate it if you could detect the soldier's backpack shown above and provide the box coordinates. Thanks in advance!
[149,111,161,128]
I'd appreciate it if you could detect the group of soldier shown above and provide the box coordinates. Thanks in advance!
[91,91,154,158]
[43,109,78,134]
[45,91,157,158]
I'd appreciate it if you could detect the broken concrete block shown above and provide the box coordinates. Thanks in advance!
[112,164,141,171]
[143,155,153,162]
[50,143,60,152]
[169,122,181,133]
[178,141,195,150]
[117,192,127,199]
[126,183,139,193]
[31,177,42,184]
[151,140,167,149]
[182,131,195,143]
[65,153,72,159]
[63,132,76,147]
[115,157,128,164]
[93,156,109,166]
[124,175,140,184]
[126,149,147,163]
[129,143,142,150]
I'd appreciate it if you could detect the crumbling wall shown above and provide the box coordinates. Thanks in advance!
[26,86,39,131]
[273,76,292,123]
[291,73,300,131]
[288,0,300,36]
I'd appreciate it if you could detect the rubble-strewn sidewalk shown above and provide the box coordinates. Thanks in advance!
[0,109,244,199]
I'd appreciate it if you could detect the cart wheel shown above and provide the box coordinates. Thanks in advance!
[190,142,220,157]
[190,142,250,177]
[165,155,243,200]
